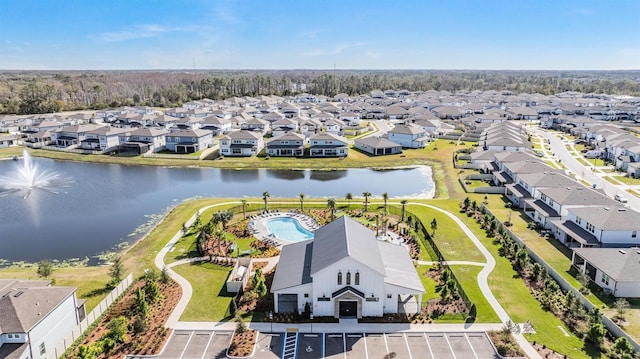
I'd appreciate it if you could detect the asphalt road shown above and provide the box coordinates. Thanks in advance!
[532,128,640,211]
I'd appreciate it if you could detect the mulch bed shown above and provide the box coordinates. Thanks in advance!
[71,279,181,358]
[228,329,258,357]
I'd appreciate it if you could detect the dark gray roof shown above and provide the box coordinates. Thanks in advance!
[573,248,640,281]
[270,240,313,291]
[310,216,385,276]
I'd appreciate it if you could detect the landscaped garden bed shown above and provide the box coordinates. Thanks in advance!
[66,274,181,358]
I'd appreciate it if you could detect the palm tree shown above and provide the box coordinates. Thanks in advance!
[382,192,389,214]
[241,199,247,219]
[400,199,408,222]
[211,210,234,231]
[262,191,270,212]
[299,193,305,212]
[362,191,371,212]
[345,192,353,208]
[327,197,336,221]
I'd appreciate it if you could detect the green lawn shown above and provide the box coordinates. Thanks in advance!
[172,261,235,322]
[407,204,485,263]
[449,265,500,323]
[612,175,640,185]
[416,265,439,307]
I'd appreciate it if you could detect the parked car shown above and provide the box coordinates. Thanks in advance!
[615,194,628,203]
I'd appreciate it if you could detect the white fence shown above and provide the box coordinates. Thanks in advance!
[50,273,134,359]
[483,205,640,352]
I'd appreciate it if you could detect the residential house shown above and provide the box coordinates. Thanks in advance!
[119,127,170,154]
[353,137,403,156]
[0,279,84,359]
[572,248,640,297]
[271,118,299,137]
[165,128,213,153]
[219,130,264,157]
[0,134,18,148]
[338,112,361,126]
[387,123,428,149]
[240,118,270,135]
[309,133,349,157]
[323,119,346,136]
[552,206,640,248]
[266,132,305,157]
[201,116,232,135]
[80,126,130,151]
[271,216,425,317]
[51,124,103,147]
[505,171,576,209]
[524,186,618,229]
[299,118,322,138]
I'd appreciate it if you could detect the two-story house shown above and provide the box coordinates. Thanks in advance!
[309,133,349,157]
[386,123,428,149]
[266,132,305,157]
[219,130,265,157]
[165,128,213,153]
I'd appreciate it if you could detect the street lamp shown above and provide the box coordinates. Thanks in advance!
[269,311,273,333]
[310,313,314,333]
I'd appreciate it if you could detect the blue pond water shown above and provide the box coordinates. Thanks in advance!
[265,217,314,242]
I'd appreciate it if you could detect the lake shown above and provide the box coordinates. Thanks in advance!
[0,157,434,264]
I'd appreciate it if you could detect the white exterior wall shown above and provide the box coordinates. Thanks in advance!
[311,257,386,317]
[486,144,525,152]
[28,294,78,359]
[599,230,640,246]
[614,281,640,298]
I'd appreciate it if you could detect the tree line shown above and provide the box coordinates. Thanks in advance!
[0,70,638,115]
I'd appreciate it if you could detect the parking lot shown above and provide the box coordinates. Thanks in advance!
[141,330,500,358]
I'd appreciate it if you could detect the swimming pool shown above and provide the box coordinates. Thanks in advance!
[266,217,314,242]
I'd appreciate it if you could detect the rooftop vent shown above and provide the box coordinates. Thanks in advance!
[618,208,626,211]
[13,291,23,298]
[620,250,627,255]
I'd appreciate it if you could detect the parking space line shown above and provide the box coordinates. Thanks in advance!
[200,331,214,359]
[362,333,369,359]
[402,333,413,359]
[444,334,457,359]
[465,333,480,359]
[382,333,390,356]
[178,331,194,359]
[424,333,435,359]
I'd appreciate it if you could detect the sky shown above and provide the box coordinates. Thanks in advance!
[0,0,639,70]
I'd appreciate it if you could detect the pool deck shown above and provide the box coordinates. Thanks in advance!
[248,210,320,246]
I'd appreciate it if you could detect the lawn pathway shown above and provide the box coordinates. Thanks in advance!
[411,202,541,359]
[155,200,541,358]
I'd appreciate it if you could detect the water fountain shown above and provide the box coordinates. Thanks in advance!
[0,149,73,199]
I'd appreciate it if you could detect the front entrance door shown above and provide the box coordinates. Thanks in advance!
[339,301,357,318]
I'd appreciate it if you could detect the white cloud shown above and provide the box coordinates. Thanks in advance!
[92,24,198,43]
[302,42,366,57]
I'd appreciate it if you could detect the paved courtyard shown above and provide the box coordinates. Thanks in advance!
[139,330,500,358]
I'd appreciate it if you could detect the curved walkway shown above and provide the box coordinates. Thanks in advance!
[410,202,540,359]
[155,200,541,358]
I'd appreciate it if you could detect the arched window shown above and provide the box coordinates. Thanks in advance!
[337,271,342,285]
[355,271,360,285]
[346,271,351,285]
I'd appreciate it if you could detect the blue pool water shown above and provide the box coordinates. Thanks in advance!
[266,217,315,242]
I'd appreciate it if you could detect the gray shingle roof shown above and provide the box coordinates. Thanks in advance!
[379,242,424,292]
[569,206,640,231]
[310,216,385,276]
[0,281,75,334]
[270,240,313,291]
[573,248,640,281]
